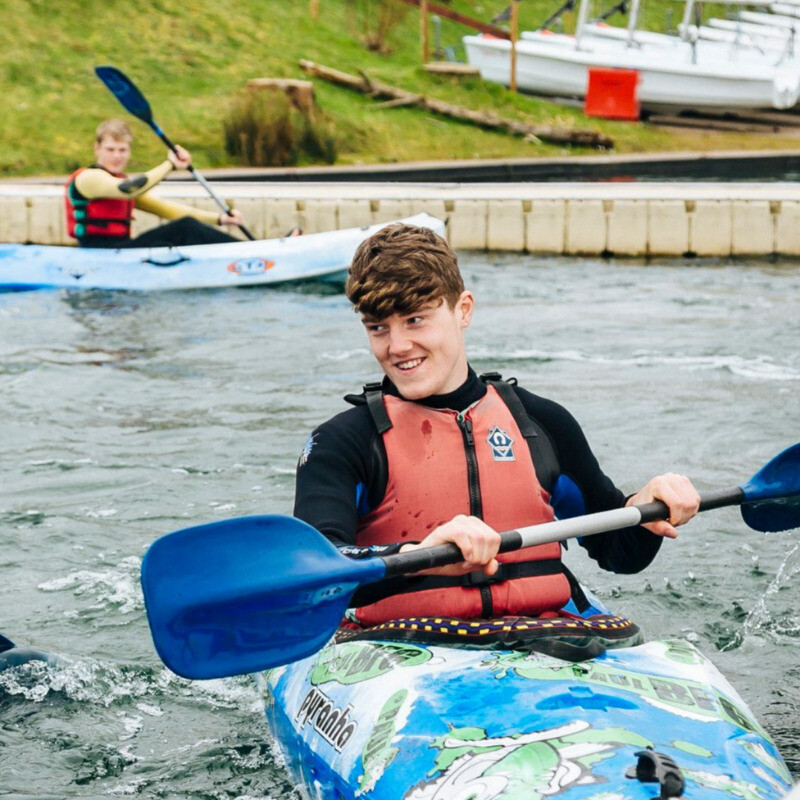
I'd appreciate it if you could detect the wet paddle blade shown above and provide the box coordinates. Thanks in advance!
[140,515,386,679]
[94,66,153,123]
[0,633,15,653]
[741,442,800,532]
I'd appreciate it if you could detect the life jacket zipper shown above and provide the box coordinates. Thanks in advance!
[456,412,493,618]
[456,413,482,518]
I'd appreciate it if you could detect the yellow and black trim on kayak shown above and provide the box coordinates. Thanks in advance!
[335,614,642,662]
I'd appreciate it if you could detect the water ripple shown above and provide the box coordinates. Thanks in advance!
[474,348,800,381]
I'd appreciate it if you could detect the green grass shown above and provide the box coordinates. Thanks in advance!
[3,0,798,177]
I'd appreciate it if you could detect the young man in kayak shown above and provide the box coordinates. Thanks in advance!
[64,119,245,248]
[293,223,700,626]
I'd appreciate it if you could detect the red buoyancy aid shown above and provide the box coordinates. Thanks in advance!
[64,168,135,240]
[353,385,572,625]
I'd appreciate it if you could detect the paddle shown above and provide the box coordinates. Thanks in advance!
[141,442,800,680]
[94,65,256,241]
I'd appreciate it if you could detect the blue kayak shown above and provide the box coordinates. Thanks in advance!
[0,213,444,292]
[256,613,793,800]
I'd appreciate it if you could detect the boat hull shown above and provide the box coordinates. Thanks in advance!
[257,636,793,800]
[463,34,799,112]
[0,214,444,292]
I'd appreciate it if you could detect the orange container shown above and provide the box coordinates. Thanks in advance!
[584,67,641,121]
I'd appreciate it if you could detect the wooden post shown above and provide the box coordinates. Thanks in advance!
[310,0,319,20]
[420,0,430,62]
[510,1,519,92]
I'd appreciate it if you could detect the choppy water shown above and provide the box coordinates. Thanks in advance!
[1,252,799,798]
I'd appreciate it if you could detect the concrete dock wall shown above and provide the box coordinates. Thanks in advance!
[2,181,800,256]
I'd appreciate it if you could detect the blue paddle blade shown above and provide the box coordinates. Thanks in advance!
[141,515,386,679]
[0,632,15,653]
[94,66,153,122]
[741,442,800,532]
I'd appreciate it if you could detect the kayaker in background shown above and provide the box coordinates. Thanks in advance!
[64,119,245,248]
[294,222,701,627]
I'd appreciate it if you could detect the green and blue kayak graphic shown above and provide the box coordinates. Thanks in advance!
[257,636,792,800]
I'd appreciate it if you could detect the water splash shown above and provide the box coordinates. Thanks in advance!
[0,654,259,710]
[743,542,800,638]
[722,542,800,651]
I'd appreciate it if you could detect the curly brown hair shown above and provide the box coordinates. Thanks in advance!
[346,223,463,318]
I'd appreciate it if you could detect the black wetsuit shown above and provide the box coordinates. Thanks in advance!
[80,217,239,249]
[294,368,662,608]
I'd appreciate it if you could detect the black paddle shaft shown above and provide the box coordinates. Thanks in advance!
[150,127,257,241]
[150,127,207,186]
[380,485,747,579]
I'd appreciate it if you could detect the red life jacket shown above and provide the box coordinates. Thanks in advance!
[353,384,572,625]
[64,167,134,241]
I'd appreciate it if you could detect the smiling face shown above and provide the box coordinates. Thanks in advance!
[363,291,475,400]
[93,135,131,175]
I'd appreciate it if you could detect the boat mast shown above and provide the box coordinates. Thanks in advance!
[626,0,642,47]
[680,0,696,32]
[575,0,592,47]
[681,0,700,62]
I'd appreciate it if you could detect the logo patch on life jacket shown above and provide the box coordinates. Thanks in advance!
[487,426,515,461]
[226,257,275,276]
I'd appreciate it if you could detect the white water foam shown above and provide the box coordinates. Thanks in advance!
[0,652,260,714]
[39,556,143,615]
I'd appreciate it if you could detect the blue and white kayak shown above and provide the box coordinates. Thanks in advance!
[256,618,793,800]
[0,213,444,292]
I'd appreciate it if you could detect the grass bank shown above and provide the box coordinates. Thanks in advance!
[4,0,800,178]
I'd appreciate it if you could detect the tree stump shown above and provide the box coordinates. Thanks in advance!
[246,78,317,117]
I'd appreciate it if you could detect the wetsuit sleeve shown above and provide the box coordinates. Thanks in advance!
[514,387,662,574]
[293,406,381,549]
[73,161,174,199]
[134,191,220,225]
[293,405,422,608]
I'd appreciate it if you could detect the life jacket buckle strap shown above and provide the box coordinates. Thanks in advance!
[363,382,392,434]
[460,559,562,587]
[462,569,502,587]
